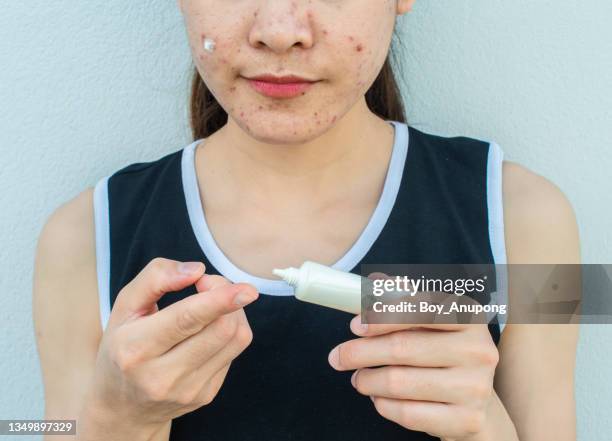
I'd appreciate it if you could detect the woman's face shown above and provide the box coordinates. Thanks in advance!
[178,0,414,142]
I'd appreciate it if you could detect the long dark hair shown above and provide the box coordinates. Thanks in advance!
[189,29,407,140]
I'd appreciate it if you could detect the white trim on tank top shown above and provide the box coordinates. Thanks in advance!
[181,120,408,297]
[486,141,509,334]
[93,175,112,331]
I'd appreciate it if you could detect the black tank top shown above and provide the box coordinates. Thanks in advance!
[93,120,508,440]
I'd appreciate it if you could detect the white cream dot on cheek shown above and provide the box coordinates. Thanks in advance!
[203,37,216,53]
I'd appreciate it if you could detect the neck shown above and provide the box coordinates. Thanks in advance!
[198,99,395,205]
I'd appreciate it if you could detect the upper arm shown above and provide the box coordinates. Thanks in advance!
[494,161,580,440]
[32,187,103,429]
[502,161,581,264]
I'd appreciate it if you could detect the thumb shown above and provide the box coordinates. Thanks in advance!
[109,257,205,327]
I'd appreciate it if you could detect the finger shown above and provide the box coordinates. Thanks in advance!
[364,284,490,329]
[352,366,471,403]
[110,258,206,327]
[161,361,232,413]
[156,308,250,374]
[195,273,252,328]
[176,316,253,386]
[194,274,251,329]
[360,287,490,335]
[365,289,477,326]
[195,273,230,292]
[124,282,258,357]
[195,363,231,405]
[367,272,393,281]
[329,330,465,370]
[371,397,478,439]
[350,314,467,337]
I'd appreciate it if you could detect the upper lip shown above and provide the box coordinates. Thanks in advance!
[245,74,317,84]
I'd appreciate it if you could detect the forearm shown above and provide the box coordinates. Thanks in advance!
[443,391,518,441]
[76,400,171,441]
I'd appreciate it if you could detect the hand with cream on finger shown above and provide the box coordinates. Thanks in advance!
[327,317,500,440]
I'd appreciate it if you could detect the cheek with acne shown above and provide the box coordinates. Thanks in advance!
[196,34,224,74]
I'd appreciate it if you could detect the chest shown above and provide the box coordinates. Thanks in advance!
[202,197,379,279]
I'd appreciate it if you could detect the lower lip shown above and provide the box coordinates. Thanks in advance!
[247,78,315,98]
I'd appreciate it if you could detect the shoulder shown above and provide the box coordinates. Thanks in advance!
[501,160,581,264]
[36,187,97,279]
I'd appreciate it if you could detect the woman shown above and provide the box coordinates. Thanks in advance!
[33,1,580,440]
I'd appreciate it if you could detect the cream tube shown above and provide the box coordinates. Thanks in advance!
[273,261,365,314]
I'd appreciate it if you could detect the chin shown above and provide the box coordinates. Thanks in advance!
[240,119,331,144]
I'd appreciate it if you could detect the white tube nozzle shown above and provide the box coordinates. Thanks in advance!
[272,267,300,286]
[273,261,363,314]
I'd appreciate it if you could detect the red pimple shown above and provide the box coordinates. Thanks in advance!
[258,105,263,110]
[331,115,337,123]
[348,36,354,42]
[240,111,245,117]
[356,44,363,52]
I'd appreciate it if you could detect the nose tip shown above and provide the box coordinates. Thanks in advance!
[248,5,314,53]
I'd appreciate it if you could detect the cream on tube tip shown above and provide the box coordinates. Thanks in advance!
[273,261,364,314]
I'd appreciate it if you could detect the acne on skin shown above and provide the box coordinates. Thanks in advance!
[197,29,368,135]
[184,1,396,140]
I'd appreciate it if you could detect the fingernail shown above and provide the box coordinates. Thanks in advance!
[328,346,340,369]
[351,316,368,334]
[234,290,257,306]
[350,370,357,387]
[179,261,202,274]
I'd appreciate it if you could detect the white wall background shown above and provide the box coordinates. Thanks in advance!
[1,1,610,439]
